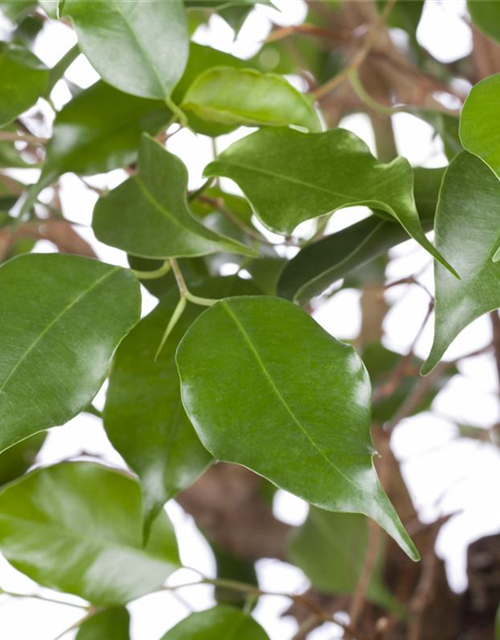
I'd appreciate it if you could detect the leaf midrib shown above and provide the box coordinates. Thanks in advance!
[221,301,367,500]
[0,267,119,397]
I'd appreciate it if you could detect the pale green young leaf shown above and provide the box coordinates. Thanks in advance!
[76,608,130,640]
[176,296,419,560]
[181,67,321,132]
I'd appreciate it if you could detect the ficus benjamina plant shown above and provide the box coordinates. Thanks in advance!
[0,0,499,638]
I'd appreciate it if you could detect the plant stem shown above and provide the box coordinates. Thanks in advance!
[0,132,47,145]
[188,178,214,202]
[170,258,219,307]
[312,0,398,101]
[132,260,171,280]
[51,609,96,640]
[46,43,80,96]
[0,589,89,610]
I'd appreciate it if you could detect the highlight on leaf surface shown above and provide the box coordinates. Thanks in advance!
[204,127,457,276]
[176,296,419,560]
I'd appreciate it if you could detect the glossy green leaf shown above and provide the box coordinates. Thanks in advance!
[422,152,500,374]
[288,507,396,609]
[76,607,130,640]
[105,277,261,529]
[0,462,180,604]
[468,0,500,43]
[0,253,141,452]
[205,128,455,275]
[93,135,256,259]
[0,433,46,487]
[0,43,48,126]
[176,296,419,560]
[181,67,321,132]
[278,167,444,304]
[172,43,250,136]
[45,81,171,176]
[64,0,189,100]
[460,73,500,177]
[160,606,270,640]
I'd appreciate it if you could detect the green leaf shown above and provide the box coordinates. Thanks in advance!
[64,0,189,100]
[44,81,170,177]
[204,128,455,275]
[468,0,500,43]
[460,73,500,177]
[496,602,500,640]
[93,134,256,259]
[160,606,270,640]
[176,296,419,560]
[76,608,130,640]
[277,167,445,304]
[0,253,141,452]
[0,433,46,487]
[0,43,48,126]
[0,462,180,604]
[181,67,321,132]
[422,152,500,375]
[288,508,397,610]
[172,44,251,136]
[105,277,261,529]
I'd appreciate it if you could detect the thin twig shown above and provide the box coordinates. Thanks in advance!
[312,0,398,101]
[0,132,48,145]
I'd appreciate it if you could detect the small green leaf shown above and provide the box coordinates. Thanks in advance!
[93,135,256,260]
[181,67,321,132]
[288,508,397,610]
[160,606,270,640]
[63,0,189,100]
[76,608,130,640]
[0,462,180,605]
[0,43,48,126]
[204,128,455,275]
[468,0,500,43]
[460,73,500,177]
[0,253,141,452]
[422,152,500,375]
[278,166,445,305]
[177,296,419,560]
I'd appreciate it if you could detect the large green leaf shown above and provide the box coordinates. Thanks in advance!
[64,0,189,100]
[0,462,180,604]
[468,0,500,43]
[460,73,500,177]
[176,296,419,560]
[422,152,500,374]
[204,128,455,275]
[0,253,141,452]
[0,43,48,126]
[76,608,130,640]
[277,167,444,304]
[93,135,256,259]
[181,67,321,132]
[288,508,396,609]
[160,606,270,640]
